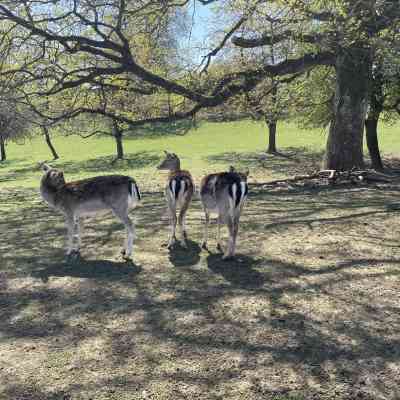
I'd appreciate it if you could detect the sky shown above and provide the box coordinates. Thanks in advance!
[178,0,216,66]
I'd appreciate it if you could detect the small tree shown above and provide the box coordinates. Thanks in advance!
[0,95,32,162]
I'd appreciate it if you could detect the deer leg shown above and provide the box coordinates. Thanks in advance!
[216,215,223,253]
[178,197,190,248]
[223,217,236,260]
[167,203,177,249]
[65,214,80,260]
[113,209,135,259]
[73,216,81,253]
[65,216,74,256]
[231,216,240,258]
[201,208,210,250]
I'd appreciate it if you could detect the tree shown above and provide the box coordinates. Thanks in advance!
[0,92,32,162]
[0,1,399,171]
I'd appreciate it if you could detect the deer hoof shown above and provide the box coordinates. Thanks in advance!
[67,250,80,262]
[167,238,177,249]
[217,243,223,253]
[201,242,208,251]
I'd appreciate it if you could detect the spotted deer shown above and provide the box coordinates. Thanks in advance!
[157,151,194,248]
[200,166,249,259]
[40,163,141,260]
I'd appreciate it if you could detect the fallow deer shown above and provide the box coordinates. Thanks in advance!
[40,163,141,260]
[157,151,194,248]
[200,166,249,259]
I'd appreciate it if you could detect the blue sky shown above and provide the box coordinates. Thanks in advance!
[178,0,217,66]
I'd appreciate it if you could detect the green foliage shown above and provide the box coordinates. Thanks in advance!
[290,66,335,129]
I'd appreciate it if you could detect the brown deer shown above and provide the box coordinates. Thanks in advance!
[200,166,249,259]
[157,151,194,248]
[40,163,141,260]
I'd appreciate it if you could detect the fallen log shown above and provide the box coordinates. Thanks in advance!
[249,169,395,187]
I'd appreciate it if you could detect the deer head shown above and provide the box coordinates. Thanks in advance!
[157,151,181,171]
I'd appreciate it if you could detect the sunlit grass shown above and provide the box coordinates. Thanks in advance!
[0,120,399,189]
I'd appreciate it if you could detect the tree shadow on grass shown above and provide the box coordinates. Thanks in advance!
[206,147,325,176]
[54,151,161,175]
[32,258,141,283]
[124,119,196,139]
[168,239,201,268]
[206,253,266,288]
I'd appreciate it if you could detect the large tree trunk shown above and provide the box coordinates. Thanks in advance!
[42,126,59,160]
[0,135,5,162]
[365,117,383,172]
[112,120,124,160]
[324,49,371,170]
[266,119,277,153]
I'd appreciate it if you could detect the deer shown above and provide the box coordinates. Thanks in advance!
[200,166,249,259]
[157,151,194,249]
[40,163,141,261]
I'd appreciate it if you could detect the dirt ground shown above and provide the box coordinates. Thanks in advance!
[1,170,400,399]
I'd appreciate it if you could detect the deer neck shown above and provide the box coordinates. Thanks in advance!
[168,161,181,176]
[40,177,60,208]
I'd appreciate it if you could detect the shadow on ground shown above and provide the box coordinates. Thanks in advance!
[168,239,201,268]
[55,150,161,174]
[124,119,196,139]
[33,258,142,283]
[206,147,325,176]
[1,174,400,399]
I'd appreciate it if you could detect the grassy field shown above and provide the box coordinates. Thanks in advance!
[1,121,400,400]
[1,120,399,189]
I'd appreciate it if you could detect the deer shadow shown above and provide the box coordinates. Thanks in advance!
[206,253,265,288]
[168,239,202,268]
[33,258,141,283]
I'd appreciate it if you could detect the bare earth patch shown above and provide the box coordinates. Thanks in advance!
[1,179,400,399]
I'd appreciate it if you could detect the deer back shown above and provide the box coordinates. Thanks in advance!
[41,174,140,215]
[200,171,248,215]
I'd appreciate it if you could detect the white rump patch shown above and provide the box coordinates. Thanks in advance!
[170,179,177,200]
[179,180,186,198]
[129,182,140,208]
[229,183,237,215]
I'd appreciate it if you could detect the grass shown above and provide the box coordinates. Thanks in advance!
[1,120,400,400]
[1,119,399,189]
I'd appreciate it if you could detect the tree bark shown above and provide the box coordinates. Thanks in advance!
[42,126,59,160]
[0,135,5,162]
[112,120,124,160]
[324,49,371,170]
[365,62,384,172]
[365,117,383,172]
[266,119,277,153]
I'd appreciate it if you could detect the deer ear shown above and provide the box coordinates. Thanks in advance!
[229,165,235,172]
[164,150,169,156]
[244,168,250,177]
[40,162,51,172]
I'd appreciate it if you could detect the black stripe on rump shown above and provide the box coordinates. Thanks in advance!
[169,178,181,199]
[128,178,141,201]
[135,183,141,201]
[228,182,242,207]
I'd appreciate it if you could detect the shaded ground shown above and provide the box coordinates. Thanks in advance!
[1,168,400,399]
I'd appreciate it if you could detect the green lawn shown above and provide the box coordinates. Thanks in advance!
[1,120,399,189]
